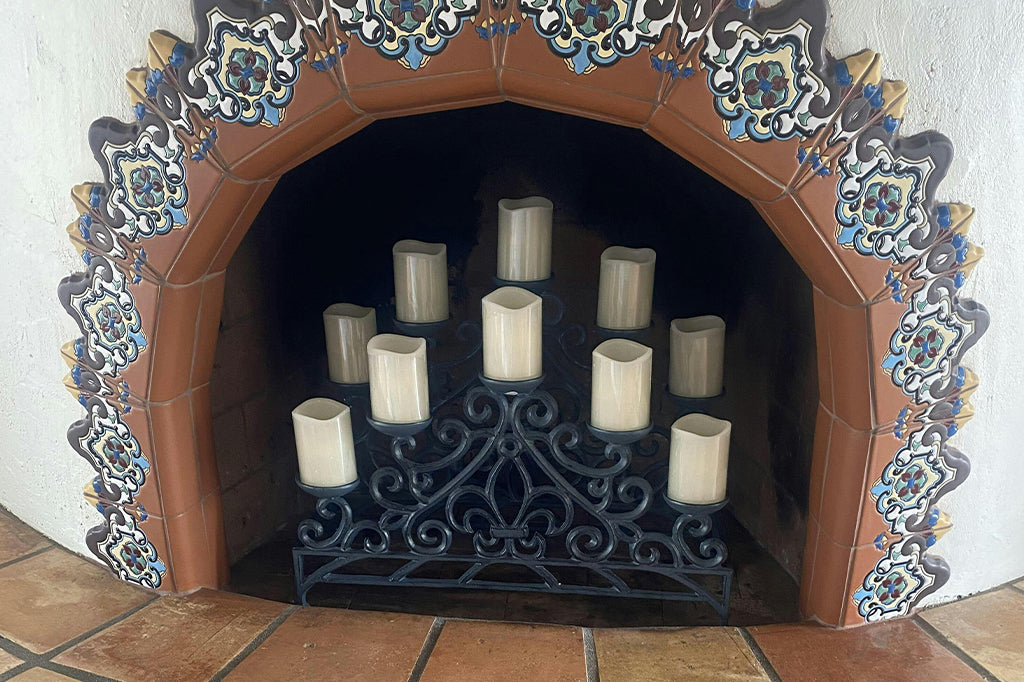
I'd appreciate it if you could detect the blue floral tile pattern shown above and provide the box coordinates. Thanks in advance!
[517,0,677,75]
[101,123,189,239]
[69,397,151,506]
[188,8,306,126]
[700,14,833,142]
[60,258,148,378]
[87,506,166,589]
[853,536,947,622]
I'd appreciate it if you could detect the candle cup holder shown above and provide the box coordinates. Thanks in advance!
[493,275,554,294]
[586,422,653,445]
[295,475,360,499]
[366,415,433,438]
[479,373,545,396]
[665,385,727,409]
[662,495,729,517]
[392,317,449,340]
[594,323,653,342]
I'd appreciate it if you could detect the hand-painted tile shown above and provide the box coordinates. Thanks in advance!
[86,505,168,590]
[851,535,947,623]
[58,257,149,379]
[68,396,151,507]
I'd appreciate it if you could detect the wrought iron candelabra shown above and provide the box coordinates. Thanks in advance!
[293,281,733,622]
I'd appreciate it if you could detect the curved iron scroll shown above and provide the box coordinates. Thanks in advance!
[294,367,732,622]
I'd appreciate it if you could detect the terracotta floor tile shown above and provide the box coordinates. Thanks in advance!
[0,549,153,653]
[1014,579,1024,592]
[0,648,23,674]
[225,607,433,682]
[420,620,586,682]
[8,669,78,681]
[0,512,50,564]
[54,589,287,682]
[749,621,984,682]
[595,627,769,682]
[920,587,1024,682]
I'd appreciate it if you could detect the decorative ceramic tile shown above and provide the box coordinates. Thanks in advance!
[86,505,167,590]
[58,257,148,379]
[852,536,947,622]
[67,396,151,507]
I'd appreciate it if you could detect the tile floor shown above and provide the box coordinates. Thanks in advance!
[1,509,1021,682]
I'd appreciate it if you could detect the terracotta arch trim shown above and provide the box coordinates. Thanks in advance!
[57,0,988,627]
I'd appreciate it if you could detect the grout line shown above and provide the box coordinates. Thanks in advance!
[45,596,160,659]
[209,605,299,682]
[0,595,156,682]
[40,661,120,682]
[407,617,445,682]
[0,637,38,668]
[0,545,56,572]
[582,627,598,682]
[0,661,34,682]
[912,616,1000,682]
[737,628,782,682]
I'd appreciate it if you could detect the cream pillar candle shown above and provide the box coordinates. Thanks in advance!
[669,315,726,398]
[367,334,430,424]
[667,413,732,505]
[482,287,543,381]
[292,398,358,488]
[497,196,554,282]
[591,339,653,432]
[393,239,449,323]
[323,303,377,384]
[596,246,657,330]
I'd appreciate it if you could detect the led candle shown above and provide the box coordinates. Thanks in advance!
[596,246,656,330]
[292,398,358,488]
[591,339,653,432]
[393,239,449,324]
[482,286,543,382]
[367,334,430,424]
[667,413,732,505]
[497,196,554,282]
[669,315,726,398]
[323,303,377,384]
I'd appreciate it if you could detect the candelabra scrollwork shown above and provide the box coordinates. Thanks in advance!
[294,342,733,621]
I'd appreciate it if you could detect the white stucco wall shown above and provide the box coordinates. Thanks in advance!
[0,0,1020,605]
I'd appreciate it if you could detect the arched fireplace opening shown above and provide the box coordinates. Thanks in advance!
[212,103,814,624]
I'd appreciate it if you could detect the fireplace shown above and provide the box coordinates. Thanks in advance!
[58,0,987,628]
[209,103,817,622]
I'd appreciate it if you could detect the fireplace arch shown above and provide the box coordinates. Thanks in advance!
[58,0,987,627]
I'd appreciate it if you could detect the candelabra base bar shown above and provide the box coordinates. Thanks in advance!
[292,550,732,624]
